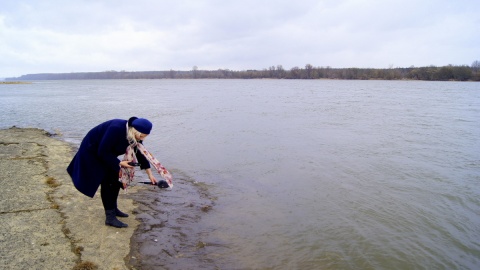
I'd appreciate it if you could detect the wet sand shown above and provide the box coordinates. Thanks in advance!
[0,127,138,270]
[125,173,217,269]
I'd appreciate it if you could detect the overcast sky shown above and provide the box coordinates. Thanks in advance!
[1,0,479,77]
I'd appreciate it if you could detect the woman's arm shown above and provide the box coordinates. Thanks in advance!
[135,147,151,170]
[145,168,157,184]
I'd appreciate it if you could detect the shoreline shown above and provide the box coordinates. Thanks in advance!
[0,81,32,84]
[0,127,138,270]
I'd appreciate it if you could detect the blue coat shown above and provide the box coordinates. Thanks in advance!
[67,119,150,197]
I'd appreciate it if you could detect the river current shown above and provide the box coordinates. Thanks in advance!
[1,79,479,269]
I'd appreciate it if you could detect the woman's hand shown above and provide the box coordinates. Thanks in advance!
[149,176,158,185]
[146,168,158,185]
[119,160,134,168]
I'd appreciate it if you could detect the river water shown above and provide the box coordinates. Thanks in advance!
[1,79,479,269]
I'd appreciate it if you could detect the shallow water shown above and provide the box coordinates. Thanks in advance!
[1,79,479,269]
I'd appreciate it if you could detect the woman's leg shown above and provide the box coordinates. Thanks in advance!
[101,173,127,228]
[100,178,121,211]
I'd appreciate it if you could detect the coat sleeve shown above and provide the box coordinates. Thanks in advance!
[135,144,151,170]
[97,125,123,173]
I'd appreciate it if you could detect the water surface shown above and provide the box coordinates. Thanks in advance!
[1,79,479,269]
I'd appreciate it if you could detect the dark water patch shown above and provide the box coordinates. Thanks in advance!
[126,171,225,269]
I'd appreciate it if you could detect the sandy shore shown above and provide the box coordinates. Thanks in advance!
[0,127,139,270]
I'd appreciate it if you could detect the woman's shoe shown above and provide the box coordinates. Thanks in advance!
[105,210,128,228]
[115,208,129,218]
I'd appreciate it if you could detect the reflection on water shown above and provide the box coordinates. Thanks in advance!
[1,79,479,269]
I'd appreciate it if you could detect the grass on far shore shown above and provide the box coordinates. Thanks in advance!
[0,81,32,84]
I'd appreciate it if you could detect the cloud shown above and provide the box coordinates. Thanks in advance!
[1,0,479,77]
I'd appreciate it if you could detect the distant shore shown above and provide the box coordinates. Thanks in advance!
[0,81,32,84]
[4,64,480,81]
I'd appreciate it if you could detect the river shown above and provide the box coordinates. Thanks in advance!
[1,79,479,269]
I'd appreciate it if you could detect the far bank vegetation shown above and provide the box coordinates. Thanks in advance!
[6,61,480,81]
[0,81,32,84]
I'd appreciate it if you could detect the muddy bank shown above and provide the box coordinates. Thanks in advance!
[0,127,220,270]
[126,174,218,269]
[0,127,138,270]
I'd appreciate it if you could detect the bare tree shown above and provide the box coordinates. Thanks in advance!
[472,60,480,72]
[192,66,199,78]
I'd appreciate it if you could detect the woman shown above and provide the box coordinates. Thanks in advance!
[67,117,157,228]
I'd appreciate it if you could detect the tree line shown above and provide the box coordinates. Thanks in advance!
[7,61,480,81]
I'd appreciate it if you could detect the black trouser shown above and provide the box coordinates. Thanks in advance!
[100,171,122,211]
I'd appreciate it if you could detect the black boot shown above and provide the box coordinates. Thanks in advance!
[115,208,129,218]
[105,209,128,228]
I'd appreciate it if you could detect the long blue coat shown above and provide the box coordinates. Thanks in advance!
[67,119,150,197]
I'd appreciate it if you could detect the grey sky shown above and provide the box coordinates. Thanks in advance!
[1,0,478,77]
